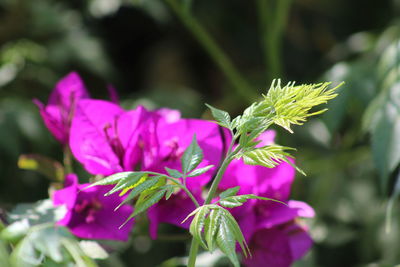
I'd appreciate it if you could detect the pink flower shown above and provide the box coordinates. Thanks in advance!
[69,100,158,175]
[243,224,312,267]
[218,130,314,266]
[34,72,89,144]
[145,119,229,238]
[52,174,134,241]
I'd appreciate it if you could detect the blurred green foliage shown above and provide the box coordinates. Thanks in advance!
[1,0,400,266]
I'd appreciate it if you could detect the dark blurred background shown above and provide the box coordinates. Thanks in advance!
[1,0,400,266]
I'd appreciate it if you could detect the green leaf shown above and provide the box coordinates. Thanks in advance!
[215,219,240,267]
[18,154,64,182]
[223,210,250,258]
[189,206,210,249]
[0,240,10,267]
[120,188,168,229]
[79,241,108,260]
[257,80,341,133]
[370,96,400,191]
[164,185,177,200]
[2,199,66,243]
[204,209,222,251]
[133,189,167,217]
[115,175,164,210]
[184,204,250,266]
[240,144,294,168]
[165,167,183,178]
[205,104,231,128]
[104,172,147,196]
[181,135,204,174]
[85,172,142,189]
[10,224,95,267]
[219,194,285,208]
[219,186,240,199]
[187,165,214,177]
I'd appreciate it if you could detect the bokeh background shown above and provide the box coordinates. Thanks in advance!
[1,0,400,266]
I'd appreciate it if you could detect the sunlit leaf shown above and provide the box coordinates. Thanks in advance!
[165,167,183,178]
[189,206,210,249]
[133,189,167,217]
[205,104,231,129]
[215,219,240,267]
[187,165,214,177]
[115,175,164,210]
[204,209,222,251]
[219,194,285,208]
[181,135,203,174]
[239,144,294,169]
[105,173,147,196]
[219,186,240,199]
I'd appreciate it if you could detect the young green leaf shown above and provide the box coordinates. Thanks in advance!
[84,172,143,189]
[184,204,250,266]
[165,167,183,178]
[133,189,167,217]
[181,135,203,174]
[239,144,294,169]
[204,208,222,251]
[205,104,231,129]
[215,219,240,267]
[258,80,341,133]
[187,165,214,177]
[189,206,211,249]
[223,209,250,258]
[219,194,286,208]
[114,175,164,210]
[119,187,168,229]
[219,186,240,199]
[104,172,147,196]
[164,185,177,200]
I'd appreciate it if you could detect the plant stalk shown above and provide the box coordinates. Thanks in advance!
[257,0,292,83]
[164,0,257,103]
[186,141,238,266]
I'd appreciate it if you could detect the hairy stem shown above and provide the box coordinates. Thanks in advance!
[164,0,257,103]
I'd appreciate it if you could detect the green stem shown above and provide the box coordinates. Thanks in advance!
[204,153,235,205]
[186,139,238,266]
[181,185,200,208]
[63,146,73,174]
[164,0,258,103]
[187,238,200,267]
[257,0,292,83]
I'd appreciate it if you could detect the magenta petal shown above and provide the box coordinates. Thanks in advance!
[48,72,89,108]
[243,228,293,267]
[53,175,134,241]
[286,224,313,260]
[255,202,302,230]
[255,130,276,148]
[69,99,124,175]
[117,106,153,171]
[34,72,89,144]
[288,200,315,218]
[151,119,226,189]
[52,174,79,210]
